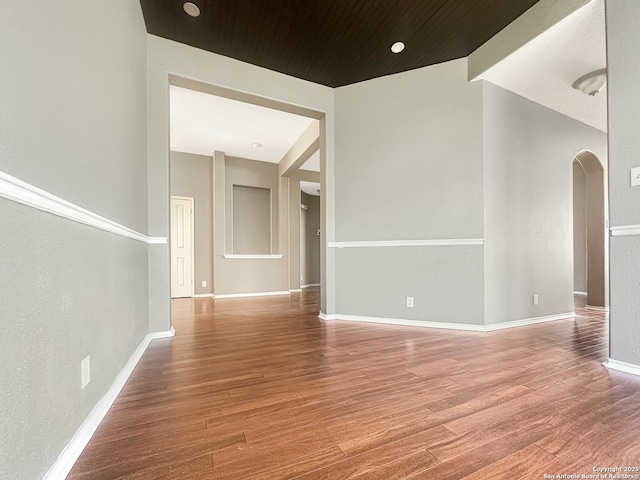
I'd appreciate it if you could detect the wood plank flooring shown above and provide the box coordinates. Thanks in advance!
[69,290,640,479]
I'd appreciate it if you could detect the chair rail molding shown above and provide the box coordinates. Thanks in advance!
[328,238,484,248]
[0,170,166,245]
[610,225,640,237]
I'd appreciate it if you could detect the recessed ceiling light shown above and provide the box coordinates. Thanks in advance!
[252,143,262,149]
[183,2,201,17]
[391,42,405,54]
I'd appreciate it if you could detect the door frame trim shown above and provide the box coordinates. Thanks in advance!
[170,195,195,298]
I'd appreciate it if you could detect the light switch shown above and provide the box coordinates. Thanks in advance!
[631,167,640,187]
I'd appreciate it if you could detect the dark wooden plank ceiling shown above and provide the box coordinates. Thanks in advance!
[140,0,540,88]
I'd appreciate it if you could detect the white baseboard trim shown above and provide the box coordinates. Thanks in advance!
[585,305,609,312]
[301,284,320,289]
[573,291,587,296]
[319,313,486,331]
[192,293,214,298]
[0,170,167,245]
[43,327,175,480]
[318,312,575,332]
[328,238,484,248]
[483,312,576,331]
[149,327,176,339]
[289,289,303,293]
[213,291,291,299]
[604,359,640,377]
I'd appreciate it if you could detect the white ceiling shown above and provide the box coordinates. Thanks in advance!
[301,181,320,197]
[300,150,320,173]
[170,85,315,162]
[480,0,607,131]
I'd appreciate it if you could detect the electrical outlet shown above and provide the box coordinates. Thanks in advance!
[81,355,91,389]
[201,280,207,288]
[533,294,539,306]
[406,296,414,308]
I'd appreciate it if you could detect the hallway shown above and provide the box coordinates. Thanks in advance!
[69,290,640,479]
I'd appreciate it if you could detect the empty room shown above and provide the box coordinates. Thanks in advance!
[2,0,640,479]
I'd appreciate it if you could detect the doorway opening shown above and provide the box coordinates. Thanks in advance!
[572,150,608,311]
[166,75,325,310]
[300,181,321,290]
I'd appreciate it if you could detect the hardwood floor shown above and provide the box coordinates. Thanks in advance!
[69,290,640,479]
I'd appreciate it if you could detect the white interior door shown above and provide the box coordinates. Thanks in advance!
[170,196,194,298]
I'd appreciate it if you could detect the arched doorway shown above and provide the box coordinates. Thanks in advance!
[573,150,608,310]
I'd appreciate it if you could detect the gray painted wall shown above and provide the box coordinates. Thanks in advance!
[335,246,484,324]
[573,161,587,293]
[335,59,484,242]
[1,2,148,233]
[289,177,303,290]
[304,193,321,285]
[214,153,288,294]
[333,58,485,324]
[232,186,272,254]
[483,82,607,324]
[170,151,213,294]
[171,151,290,295]
[0,203,149,480]
[278,175,291,294]
[225,156,279,255]
[301,198,308,285]
[0,1,149,478]
[606,0,640,366]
